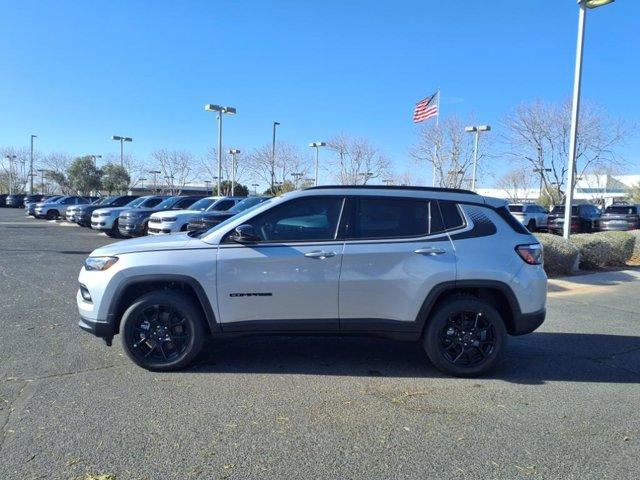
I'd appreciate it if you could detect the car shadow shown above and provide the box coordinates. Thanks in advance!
[188,332,640,385]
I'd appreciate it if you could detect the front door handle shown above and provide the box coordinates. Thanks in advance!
[414,247,446,256]
[304,250,336,259]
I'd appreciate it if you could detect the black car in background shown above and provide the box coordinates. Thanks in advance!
[74,195,139,227]
[6,194,26,207]
[0,194,7,207]
[547,204,601,234]
[23,194,45,206]
[187,196,272,233]
[118,195,203,237]
[598,204,640,231]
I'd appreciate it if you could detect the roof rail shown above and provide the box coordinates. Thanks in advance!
[304,185,479,195]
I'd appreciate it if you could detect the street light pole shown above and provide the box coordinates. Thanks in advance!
[228,149,240,196]
[37,169,47,194]
[5,155,17,194]
[111,136,132,168]
[205,104,236,196]
[271,122,280,191]
[308,142,326,187]
[29,135,37,194]
[464,125,491,191]
[563,0,614,239]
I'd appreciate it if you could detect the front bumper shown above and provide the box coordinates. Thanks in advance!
[119,220,146,236]
[78,314,115,339]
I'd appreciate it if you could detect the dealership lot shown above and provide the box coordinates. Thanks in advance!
[0,208,639,479]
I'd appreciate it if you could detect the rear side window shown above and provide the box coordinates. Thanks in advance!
[508,205,523,213]
[215,200,235,211]
[605,206,637,214]
[350,197,443,239]
[496,206,530,234]
[438,201,465,230]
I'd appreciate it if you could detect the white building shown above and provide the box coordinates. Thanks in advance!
[478,174,639,205]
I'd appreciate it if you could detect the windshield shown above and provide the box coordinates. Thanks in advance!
[228,197,269,213]
[195,198,274,238]
[125,197,146,208]
[508,205,523,213]
[188,198,216,211]
[155,196,180,209]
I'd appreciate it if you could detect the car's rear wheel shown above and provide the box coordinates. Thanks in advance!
[423,296,506,377]
[121,291,206,371]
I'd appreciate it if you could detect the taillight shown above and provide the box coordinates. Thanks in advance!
[516,244,543,265]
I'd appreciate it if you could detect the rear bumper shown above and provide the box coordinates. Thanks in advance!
[511,308,546,336]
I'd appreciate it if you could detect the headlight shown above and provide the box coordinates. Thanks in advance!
[84,256,119,271]
[162,217,177,222]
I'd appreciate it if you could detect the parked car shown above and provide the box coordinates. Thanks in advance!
[92,196,167,237]
[598,204,640,231]
[26,195,62,216]
[0,194,7,207]
[547,203,601,234]
[64,197,101,222]
[147,196,244,235]
[5,194,26,208]
[508,204,548,232]
[74,195,139,227]
[187,196,272,232]
[117,196,204,238]
[77,185,547,377]
[35,196,91,219]
[22,194,45,207]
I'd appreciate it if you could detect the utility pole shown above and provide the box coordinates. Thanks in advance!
[271,122,280,190]
[29,135,37,194]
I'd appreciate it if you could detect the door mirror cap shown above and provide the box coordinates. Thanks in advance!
[231,224,260,243]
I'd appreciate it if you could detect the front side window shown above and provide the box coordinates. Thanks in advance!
[211,199,235,211]
[174,197,200,209]
[244,196,344,242]
[350,197,444,239]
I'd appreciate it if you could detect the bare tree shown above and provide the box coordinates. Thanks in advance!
[0,146,31,193]
[245,142,309,191]
[410,117,478,188]
[199,147,250,191]
[326,135,390,185]
[495,167,535,202]
[103,152,147,189]
[502,100,629,200]
[151,150,197,194]
[40,152,74,194]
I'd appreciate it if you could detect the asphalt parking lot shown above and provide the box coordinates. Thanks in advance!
[0,208,639,480]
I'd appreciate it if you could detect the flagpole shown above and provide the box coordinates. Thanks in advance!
[432,89,440,187]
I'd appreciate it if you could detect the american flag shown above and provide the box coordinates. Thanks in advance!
[413,91,439,123]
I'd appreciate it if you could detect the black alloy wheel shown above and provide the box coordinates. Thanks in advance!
[423,297,506,377]
[121,291,205,371]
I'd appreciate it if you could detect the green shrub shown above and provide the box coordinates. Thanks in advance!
[570,231,635,269]
[628,229,640,264]
[596,231,635,264]
[535,233,579,276]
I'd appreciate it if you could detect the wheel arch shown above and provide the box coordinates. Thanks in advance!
[415,280,521,335]
[106,274,220,335]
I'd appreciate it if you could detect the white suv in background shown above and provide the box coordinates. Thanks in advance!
[147,196,243,235]
[91,196,167,237]
[77,186,547,377]
[508,203,548,232]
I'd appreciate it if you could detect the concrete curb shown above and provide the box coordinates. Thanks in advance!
[548,268,640,295]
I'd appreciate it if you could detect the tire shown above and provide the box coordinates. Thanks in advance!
[121,291,206,371]
[106,219,122,238]
[423,296,507,377]
[526,219,536,232]
[47,209,59,220]
[180,224,188,232]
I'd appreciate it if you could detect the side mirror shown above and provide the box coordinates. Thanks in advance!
[231,224,260,243]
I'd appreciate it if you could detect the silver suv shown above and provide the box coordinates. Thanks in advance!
[76,186,547,377]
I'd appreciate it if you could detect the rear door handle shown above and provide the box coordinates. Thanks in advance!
[304,250,336,259]
[414,247,446,256]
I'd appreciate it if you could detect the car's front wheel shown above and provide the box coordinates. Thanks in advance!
[121,291,206,371]
[423,296,507,377]
[105,219,122,238]
[526,219,536,232]
[46,209,59,220]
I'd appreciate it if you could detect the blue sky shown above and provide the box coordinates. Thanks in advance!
[0,0,637,187]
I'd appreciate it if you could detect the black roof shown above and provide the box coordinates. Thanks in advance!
[304,185,478,195]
